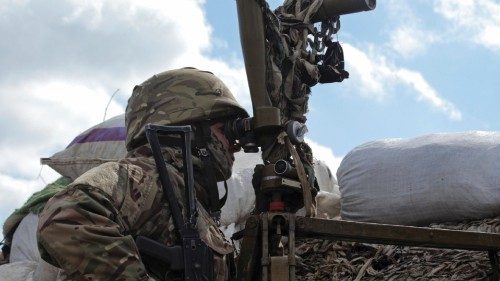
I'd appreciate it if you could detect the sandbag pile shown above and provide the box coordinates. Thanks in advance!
[295,216,500,280]
[338,131,500,226]
[0,260,66,281]
[0,261,38,281]
[41,114,126,180]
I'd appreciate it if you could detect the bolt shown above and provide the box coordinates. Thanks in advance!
[246,216,257,229]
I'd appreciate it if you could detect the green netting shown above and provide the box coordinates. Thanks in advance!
[2,177,71,248]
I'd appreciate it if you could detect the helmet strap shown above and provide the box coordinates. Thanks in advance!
[194,121,225,224]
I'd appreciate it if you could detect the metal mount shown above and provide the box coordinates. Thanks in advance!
[237,214,500,280]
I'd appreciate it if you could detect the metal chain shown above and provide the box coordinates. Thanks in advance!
[310,17,339,53]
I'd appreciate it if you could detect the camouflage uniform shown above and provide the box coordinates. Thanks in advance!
[37,68,248,281]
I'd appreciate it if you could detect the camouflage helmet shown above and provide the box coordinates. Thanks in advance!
[125,67,249,151]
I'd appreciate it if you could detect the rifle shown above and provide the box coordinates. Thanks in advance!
[136,124,214,281]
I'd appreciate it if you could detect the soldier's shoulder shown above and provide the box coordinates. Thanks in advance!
[70,160,155,196]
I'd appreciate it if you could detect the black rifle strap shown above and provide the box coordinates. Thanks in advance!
[143,125,214,281]
[195,121,223,222]
[146,127,185,233]
[220,180,228,208]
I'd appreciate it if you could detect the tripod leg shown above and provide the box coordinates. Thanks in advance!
[288,214,296,281]
[262,213,270,281]
[237,216,261,281]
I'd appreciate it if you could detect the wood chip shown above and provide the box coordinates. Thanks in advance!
[294,216,499,280]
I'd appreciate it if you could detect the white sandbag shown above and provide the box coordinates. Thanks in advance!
[313,159,338,193]
[338,131,500,226]
[219,151,259,230]
[219,166,255,228]
[6,214,71,281]
[10,213,40,263]
[0,260,65,281]
[41,114,127,180]
[32,259,65,281]
[315,191,341,219]
[0,261,37,281]
[219,153,339,228]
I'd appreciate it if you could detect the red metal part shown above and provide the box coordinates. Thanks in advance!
[269,201,285,212]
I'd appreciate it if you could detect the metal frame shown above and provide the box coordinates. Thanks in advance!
[238,214,500,281]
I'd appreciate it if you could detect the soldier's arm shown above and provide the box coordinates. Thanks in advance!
[37,184,152,281]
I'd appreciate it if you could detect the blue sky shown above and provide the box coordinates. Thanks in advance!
[0,0,500,238]
[204,0,500,154]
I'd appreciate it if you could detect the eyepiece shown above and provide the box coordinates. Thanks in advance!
[224,117,259,153]
[224,117,253,144]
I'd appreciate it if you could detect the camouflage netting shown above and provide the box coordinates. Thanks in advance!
[1,177,71,259]
[261,0,346,166]
[294,216,500,280]
[255,0,348,213]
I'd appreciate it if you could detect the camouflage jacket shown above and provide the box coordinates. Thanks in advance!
[37,145,233,281]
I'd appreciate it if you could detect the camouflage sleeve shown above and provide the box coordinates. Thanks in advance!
[38,184,150,281]
[37,163,156,281]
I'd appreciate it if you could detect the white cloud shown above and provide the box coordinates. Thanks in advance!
[340,0,460,120]
[385,1,438,58]
[342,44,388,100]
[0,80,124,178]
[0,167,60,241]
[0,167,60,198]
[342,43,462,121]
[0,0,249,103]
[395,69,461,120]
[0,0,249,229]
[434,0,500,51]
[389,26,438,58]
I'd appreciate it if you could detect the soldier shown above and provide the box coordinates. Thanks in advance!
[37,67,249,280]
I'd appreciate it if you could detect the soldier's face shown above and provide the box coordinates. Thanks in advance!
[210,122,239,161]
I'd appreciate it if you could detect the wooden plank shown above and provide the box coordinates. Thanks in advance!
[295,217,500,251]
